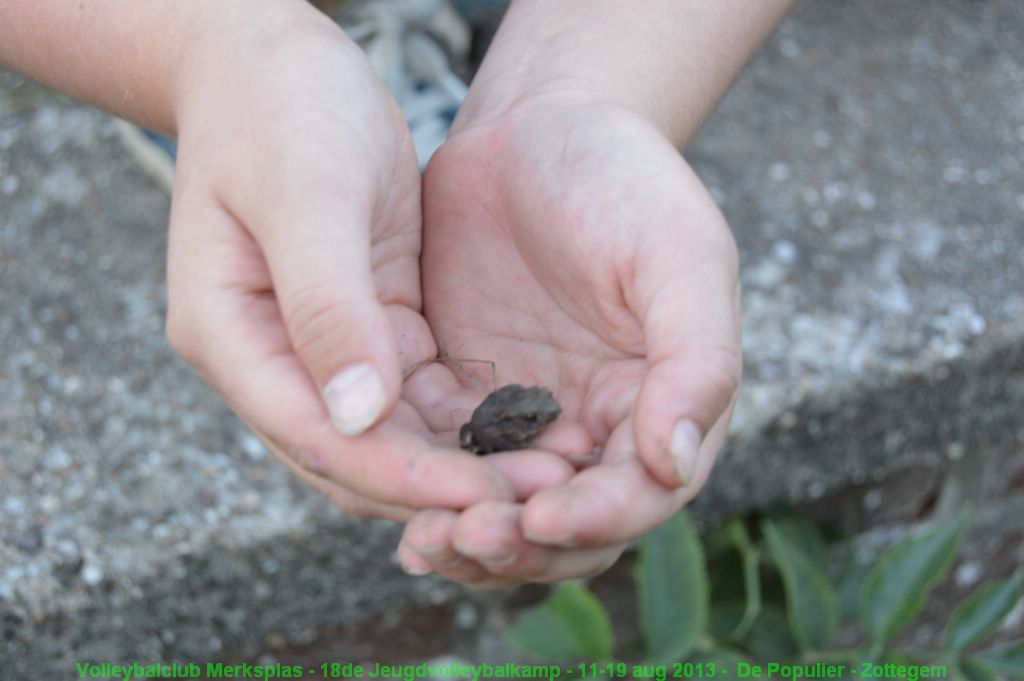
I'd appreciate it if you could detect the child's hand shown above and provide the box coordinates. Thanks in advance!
[162,8,553,518]
[398,96,741,583]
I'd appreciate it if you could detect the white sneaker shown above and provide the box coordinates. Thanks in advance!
[339,0,470,167]
[116,0,472,191]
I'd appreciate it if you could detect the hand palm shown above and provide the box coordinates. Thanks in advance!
[404,102,742,583]
[422,104,714,451]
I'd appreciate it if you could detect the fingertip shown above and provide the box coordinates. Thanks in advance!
[520,489,580,548]
[528,421,595,463]
[405,508,459,548]
[634,358,725,489]
[323,361,391,436]
[396,543,433,576]
[407,443,518,508]
[670,418,703,486]
[450,502,520,558]
[486,451,575,500]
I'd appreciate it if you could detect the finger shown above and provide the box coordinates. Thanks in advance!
[399,510,499,584]
[486,451,575,500]
[396,543,433,576]
[450,502,626,582]
[165,197,514,509]
[632,178,742,487]
[527,420,596,464]
[519,414,724,548]
[245,170,410,438]
[400,509,464,572]
[255,426,414,522]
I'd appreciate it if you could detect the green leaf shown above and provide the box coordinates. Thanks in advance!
[743,606,799,661]
[946,572,1022,653]
[636,510,708,662]
[837,560,873,621]
[769,511,830,571]
[710,601,746,638]
[703,522,741,558]
[879,652,931,681]
[506,582,614,662]
[763,519,839,650]
[727,520,762,639]
[690,646,752,668]
[957,660,998,681]
[859,510,969,645]
[708,550,748,604]
[979,642,1024,679]
[708,521,762,640]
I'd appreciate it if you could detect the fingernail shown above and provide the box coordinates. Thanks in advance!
[567,445,603,465]
[401,562,431,576]
[460,544,516,564]
[524,531,576,549]
[434,556,464,570]
[482,552,517,567]
[671,419,703,486]
[413,544,448,557]
[323,363,386,436]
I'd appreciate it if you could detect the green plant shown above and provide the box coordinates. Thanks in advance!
[506,508,1023,680]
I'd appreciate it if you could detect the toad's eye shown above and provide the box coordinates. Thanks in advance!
[522,413,538,422]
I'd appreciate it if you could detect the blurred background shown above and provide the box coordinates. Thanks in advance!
[1,0,1022,677]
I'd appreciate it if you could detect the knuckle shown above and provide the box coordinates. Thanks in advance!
[680,226,740,288]
[290,438,335,478]
[283,285,363,363]
[164,305,204,366]
[707,226,741,276]
[583,551,625,579]
[699,344,743,401]
[333,494,377,519]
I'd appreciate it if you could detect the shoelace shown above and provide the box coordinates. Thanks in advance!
[341,0,470,167]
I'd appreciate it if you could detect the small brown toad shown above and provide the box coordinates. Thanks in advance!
[459,384,561,455]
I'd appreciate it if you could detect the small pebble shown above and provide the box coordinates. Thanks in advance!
[81,562,104,586]
[972,168,994,185]
[856,190,877,211]
[241,434,266,460]
[954,561,982,588]
[772,240,798,265]
[768,162,791,182]
[9,525,44,555]
[943,163,967,184]
[823,182,846,204]
[454,602,478,629]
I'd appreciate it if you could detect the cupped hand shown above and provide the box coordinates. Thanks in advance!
[399,96,742,584]
[163,8,571,522]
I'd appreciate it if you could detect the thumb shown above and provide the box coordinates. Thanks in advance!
[259,202,402,437]
[633,208,742,488]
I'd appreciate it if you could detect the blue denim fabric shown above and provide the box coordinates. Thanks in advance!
[452,0,509,25]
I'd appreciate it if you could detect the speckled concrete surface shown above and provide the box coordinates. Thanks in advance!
[689,0,1024,521]
[2,0,1023,676]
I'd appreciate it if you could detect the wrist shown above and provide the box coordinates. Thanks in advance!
[452,1,681,142]
[454,0,794,147]
[171,0,353,135]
